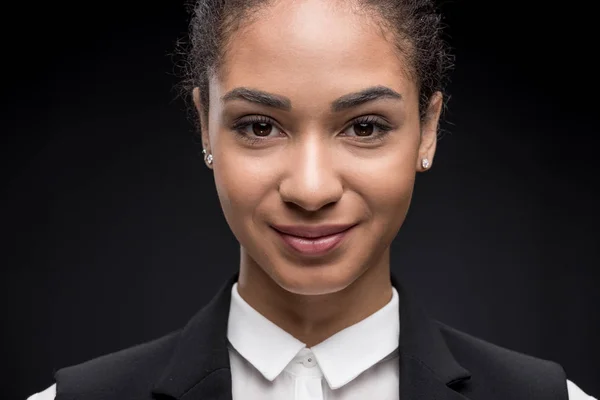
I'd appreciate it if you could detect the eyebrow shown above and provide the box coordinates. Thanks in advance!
[221,85,402,112]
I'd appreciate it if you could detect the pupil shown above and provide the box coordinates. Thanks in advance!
[253,122,272,136]
[354,123,373,136]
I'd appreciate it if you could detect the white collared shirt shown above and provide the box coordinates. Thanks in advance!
[226,282,400,399]
[224,283,596,400]
[27,283,597,400]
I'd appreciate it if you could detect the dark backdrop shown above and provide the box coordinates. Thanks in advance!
[2,1,598,399]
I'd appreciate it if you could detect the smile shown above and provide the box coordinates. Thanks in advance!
[271,224,356,257]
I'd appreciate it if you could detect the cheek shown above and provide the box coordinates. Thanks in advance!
[351,138,419,226]
[375,172,416,223]
[212,146,274,232]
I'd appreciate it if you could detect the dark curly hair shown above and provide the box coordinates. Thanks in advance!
[176,0,453,133]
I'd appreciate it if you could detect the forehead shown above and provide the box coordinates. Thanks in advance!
[215,0,415,109]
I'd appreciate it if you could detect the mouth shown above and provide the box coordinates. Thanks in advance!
[270,223,357,257]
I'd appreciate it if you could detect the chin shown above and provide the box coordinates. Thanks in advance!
[266,259,365,296]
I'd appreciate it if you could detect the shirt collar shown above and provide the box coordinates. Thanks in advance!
[226,282,306,381]
[226,282,400,390]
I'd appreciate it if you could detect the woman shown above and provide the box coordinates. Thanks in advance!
[27,0,596,399]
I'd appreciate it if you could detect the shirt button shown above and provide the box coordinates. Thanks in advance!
[302,356,317,368]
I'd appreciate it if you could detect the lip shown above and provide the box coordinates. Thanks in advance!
[271,223,356,256]
[271,224,356,238]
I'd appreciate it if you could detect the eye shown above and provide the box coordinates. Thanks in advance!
[232,115,284,141]
[231,114,393,145]
[340,115,393,141]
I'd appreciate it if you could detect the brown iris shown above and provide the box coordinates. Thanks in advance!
[250,122,374,137]
[253,122,273,137]
[354,123,373,136]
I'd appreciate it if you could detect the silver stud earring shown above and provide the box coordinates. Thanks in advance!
[421,158,430,169]
[202,148,213,166]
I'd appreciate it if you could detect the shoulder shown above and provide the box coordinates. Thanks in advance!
[53,329,181,399]
[433,320,598,399]
[434,320,566,380]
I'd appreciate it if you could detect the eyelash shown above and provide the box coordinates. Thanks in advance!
[231,115,393,145]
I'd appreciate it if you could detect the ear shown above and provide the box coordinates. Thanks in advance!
[192,87,210,152]
[416,91,443,172]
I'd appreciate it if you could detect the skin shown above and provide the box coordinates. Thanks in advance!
[193,0,442,347]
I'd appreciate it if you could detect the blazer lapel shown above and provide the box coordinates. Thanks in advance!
[153,272,472,400]
[392,274,472,399]
[152,273,237,400]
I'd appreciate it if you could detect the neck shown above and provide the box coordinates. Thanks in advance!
[237,248,393,347]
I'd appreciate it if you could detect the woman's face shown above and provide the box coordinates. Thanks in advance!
[195,0,441,295]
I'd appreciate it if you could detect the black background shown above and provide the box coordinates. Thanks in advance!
[3,1,599,399]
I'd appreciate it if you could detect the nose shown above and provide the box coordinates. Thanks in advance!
[278,137,343,212]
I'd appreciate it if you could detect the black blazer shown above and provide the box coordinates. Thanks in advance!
[54,272,568,399]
